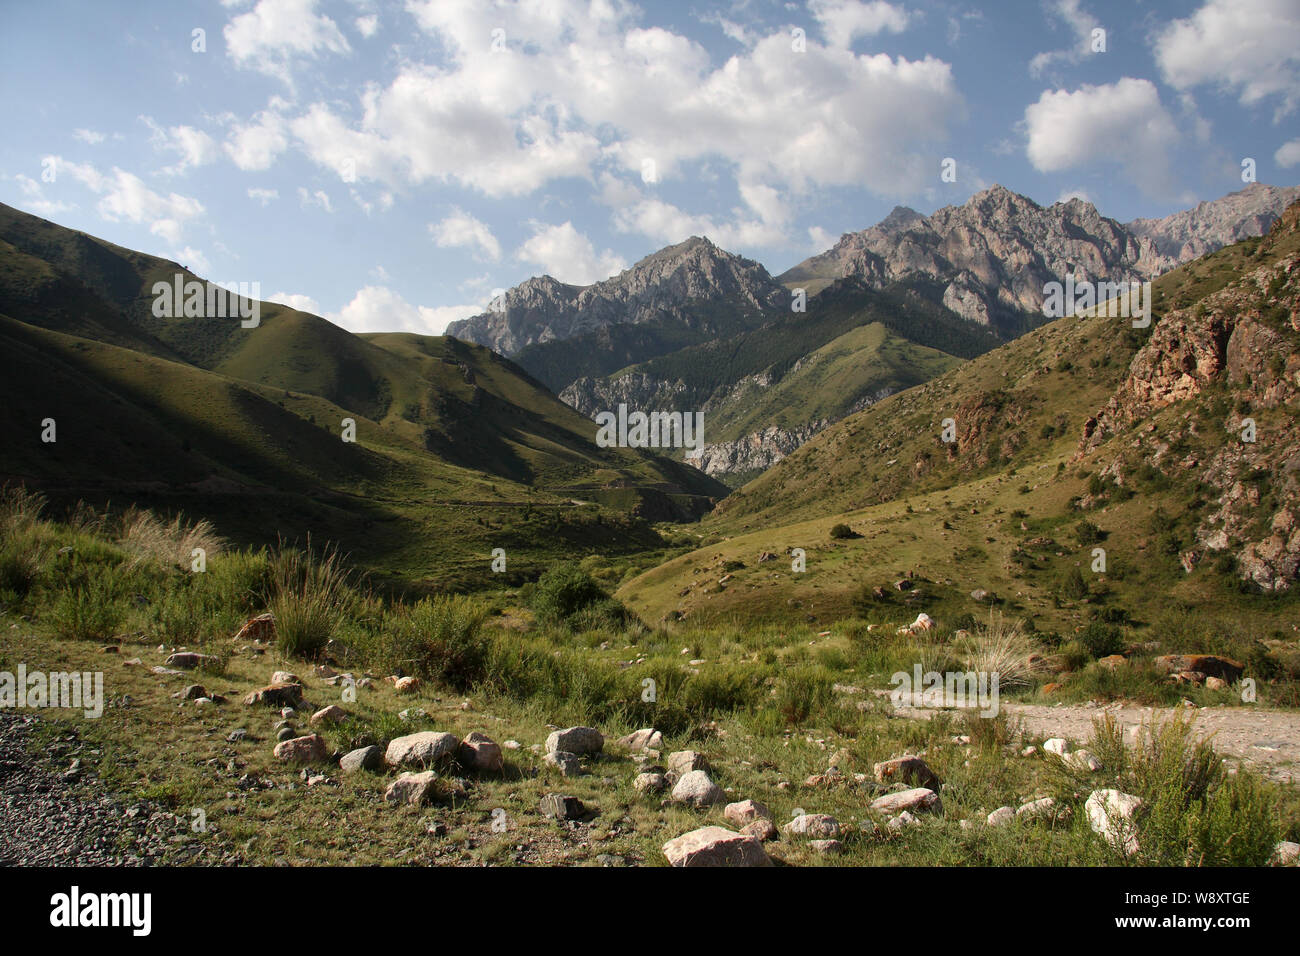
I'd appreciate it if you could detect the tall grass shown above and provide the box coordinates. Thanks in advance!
[957,614,1037,689]
[116,507,225,569]
[269,542,354,659]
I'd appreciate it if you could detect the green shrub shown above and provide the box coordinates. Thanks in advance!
[531,564,633,631]
[52,575,125,641]
[829,523,858,539]
[1079,622,1124,658]
[269,544,353,659]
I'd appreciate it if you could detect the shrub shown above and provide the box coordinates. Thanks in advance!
[269,543,353,659]
[377,595,489,689]
[52,575,125,641]
[1059,565,1089,601]
[531,564,627,630]
[829,523,859,540]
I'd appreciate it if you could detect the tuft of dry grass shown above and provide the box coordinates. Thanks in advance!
[955,613,1037,689]
[116,507,225,569]
[0,483,47,540]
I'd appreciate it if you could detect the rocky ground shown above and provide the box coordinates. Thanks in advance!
[0,711,236,866]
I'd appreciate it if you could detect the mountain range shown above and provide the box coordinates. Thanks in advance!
[450,182,1299,481]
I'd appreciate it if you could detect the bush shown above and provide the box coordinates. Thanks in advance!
[52,575,125,641]
[377,595,489,690]
[829,523,859,539]
[269,543,354,659]
[1079,622,1125,658]
[531,564,631,630]
[1059,565,1089,601]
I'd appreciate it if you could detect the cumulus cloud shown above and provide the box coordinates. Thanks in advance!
[45,156,205,241]
[143,117,219,175]
[1153,0,1300,118]
[285,0,961,213]
[327,285,477,336]
[12,173,75,218]
[1024,78,1179,194]
[247,187,279,206]
[224,0,350,83]
[515,221,626,285]
[429,209,501,261]
[224,103,289,171]
[354,14,378,38]
[268,291,322,314]
[297,187,332,212]
[1276,138,1300,168]
[810,0,910,47]
[1029,0,1103,77]
[73,128,106,145]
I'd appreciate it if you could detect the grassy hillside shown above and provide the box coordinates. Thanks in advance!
[0,203,727,591]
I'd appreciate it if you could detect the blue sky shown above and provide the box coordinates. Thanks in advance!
[2,0,1298,335]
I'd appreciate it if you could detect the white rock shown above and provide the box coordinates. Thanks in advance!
[662,826,771,867]
[385,731,461,768]
[1085,789,1144,856]
[1043,738,1069,756]
[671,770,724,808]
[986,806,1015,827]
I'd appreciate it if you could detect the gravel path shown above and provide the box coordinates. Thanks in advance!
[0,711,223,866]
[888,698,1300,783]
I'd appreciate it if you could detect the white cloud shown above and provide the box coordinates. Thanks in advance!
[47,157,205,241]
[354,14,378,38]
[430,209,501,261]
[224,0,350,83]
[269,291,322,314]
[1024,78,1179,194]
[1055,187,1091,204]
[286,0,961,215]
[73,128,106,145]
[1029,0,1102,77]
[810,0,910,47]
[327,285,477,336]
[12,174,75,218]
[1276,138,1300,168]
[807,225,837,252]
[515,221,626,285]
[247,187,279,206]
[224,104,289,171]
[175,246,211,273]
[143,117,219,175]
[1153,0,1300,118]
[297,187,332,212]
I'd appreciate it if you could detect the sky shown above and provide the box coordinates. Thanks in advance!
[2,0,1298,336]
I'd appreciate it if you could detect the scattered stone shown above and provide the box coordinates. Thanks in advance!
[385,771,439,807]
[1097,655,1127,669]
[398,707,426,721]
[242,683,303,708]
[724,799,771,827]
[886,811,918,831]
[1042,737,1069,756]
[538,794,585,821]
[543,751,583,777]
[457,732,504,773]
[874,756,941,791]
[226,729,249,743]
[1206,676,1228,691]
[1271,841,1300,866]
[275,727,297,742]
[272,733,327,763]
[545,726,603,756]
[165,652,219,669]
[1085,789,1144,856]
[662,826,771,867]
[313,664,338,678]
[271,671,301,685]
[987,806,1015,827]
[234,613,275,642]
[634,772,668,794]
[809,839,844,855]
[871,787,942,815]
[385,731,461,768]
[666,750,706,775]
[671,770,724,808]
[393,676,421,694]
[1017,797,1069,823]
[618,728,665,752]
[310,705,346,726]
[784,813,840,840]
[1152,654,1243,683]
[741,819,779,842]
[182,684,208,700]
[339,745,384,772]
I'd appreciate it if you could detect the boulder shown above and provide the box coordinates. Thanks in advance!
[809,839,844,855]
[1085,789,1144,856]
[271,671,301,685]
[543,751,583,777]
[1152,654,1243,683]
[457,732,504,773]
[986,806,1015,826]
[871,787,942,815]
[724,799,771,827]
[385,731,461,768]
[272,733,327,763]
[242,683,304,708]
[1065,749,1103,772]
[234,612,275,642]
[310,704,346,726]
[1042,737,1069,756]
[339,745,384,772]
[784,813,840,840]
[873,756,941,791]
[393,676,420,694]
[662,827,771,867]
[666,750,706,775]
[385,771,439,807]
[634,772,668,794]
[671,770,725,808]
[545,726,603,756]
[1017,797,1069,823]
[165,652,219,670]
[1271,841,1300,866]
[182,684,208,700]
[617,728,664,752]
[538,794,585,821]
[741,819,779,842]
